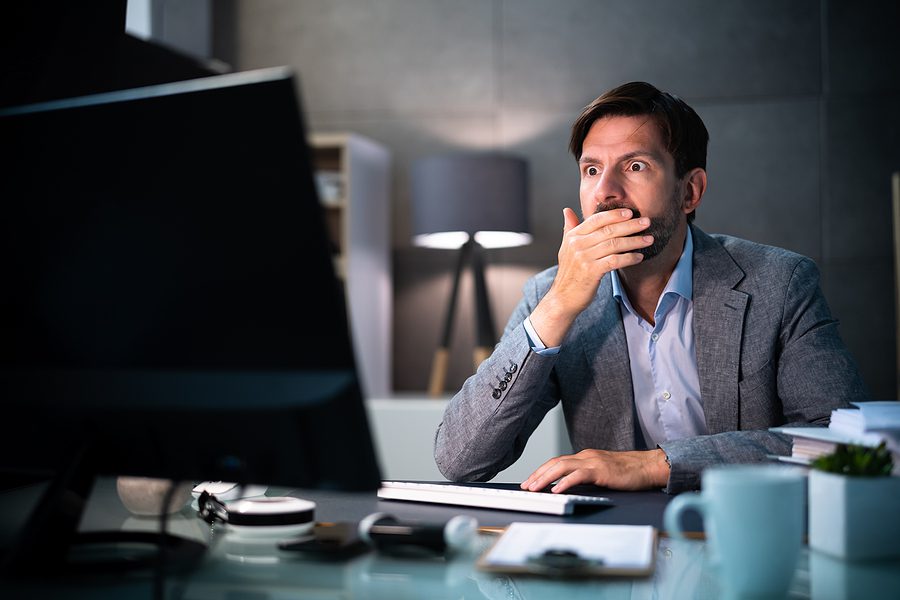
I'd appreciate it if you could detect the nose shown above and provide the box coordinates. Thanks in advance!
[592,168,624,203]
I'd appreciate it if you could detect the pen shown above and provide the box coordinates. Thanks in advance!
[477,526,507,535]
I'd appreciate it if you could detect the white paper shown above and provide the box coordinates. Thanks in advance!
[482,522,655,570]
[849,401,900,431]
[770,426,883,447]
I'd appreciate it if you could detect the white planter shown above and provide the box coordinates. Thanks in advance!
[808,470,900,560]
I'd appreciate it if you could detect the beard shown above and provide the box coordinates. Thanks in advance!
[594,185,682,261]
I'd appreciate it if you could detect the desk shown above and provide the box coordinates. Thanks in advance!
[2,477,899,599]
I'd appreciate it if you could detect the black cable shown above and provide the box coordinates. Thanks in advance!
[170,491,229,600]
[154,479,182,600]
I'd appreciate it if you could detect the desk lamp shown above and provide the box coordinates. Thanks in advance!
[411,153,531,397]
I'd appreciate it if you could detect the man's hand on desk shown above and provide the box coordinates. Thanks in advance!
[520,448,670,493]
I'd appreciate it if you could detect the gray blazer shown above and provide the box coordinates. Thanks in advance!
[434,225,869,493]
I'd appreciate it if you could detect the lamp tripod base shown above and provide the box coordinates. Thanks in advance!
[472,346,492,369]
[427,345,493,399]
[426,240,497,398]
[427,347,450,398]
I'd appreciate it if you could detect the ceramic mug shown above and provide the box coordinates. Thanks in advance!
[664,464,806,599]
[116,476,194,516]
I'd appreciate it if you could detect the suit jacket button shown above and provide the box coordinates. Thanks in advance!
[492,388,502,399]
[508,361,518,373]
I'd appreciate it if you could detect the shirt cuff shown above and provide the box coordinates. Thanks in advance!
[523,316,561,356]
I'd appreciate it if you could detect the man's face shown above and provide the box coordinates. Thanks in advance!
[578,115,685,260]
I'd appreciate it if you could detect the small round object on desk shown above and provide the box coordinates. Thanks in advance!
[358,512,478,555]
[226,496,316,539]
[443,514,479,549]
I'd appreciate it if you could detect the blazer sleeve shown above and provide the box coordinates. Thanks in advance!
[660,257,869,493]
[433,276,562,482]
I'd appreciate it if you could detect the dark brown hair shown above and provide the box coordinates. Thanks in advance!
[569,82,708,222]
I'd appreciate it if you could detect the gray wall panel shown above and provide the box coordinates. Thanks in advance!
[827,0,900,94]
[228,0,495,113]
[821,260,896,400]
[695,99,821,259]
[824,95,900,261]
[157,0,211,58]
[501,0,821,110]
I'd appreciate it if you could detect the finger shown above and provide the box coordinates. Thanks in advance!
[562,207,581,235]
[525,460,574,492]
[579,219,652,249]
[520,454,574,490]
[599,251,646,272]
[520,456,562,490]
[550,470,594,494]
[593,235,653,256]
[558,220,651,271]
[576,240,651,274]
[579,208,634,232]
[597,216,652,239]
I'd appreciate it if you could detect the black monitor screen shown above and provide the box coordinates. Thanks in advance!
[0,67,382,493]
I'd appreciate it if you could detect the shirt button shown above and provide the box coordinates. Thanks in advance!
[651,333,659,342]
[662,391,671,400]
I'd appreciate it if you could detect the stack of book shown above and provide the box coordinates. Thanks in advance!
[770,401,900,472]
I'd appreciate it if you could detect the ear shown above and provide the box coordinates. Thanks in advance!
[681,168,707,216]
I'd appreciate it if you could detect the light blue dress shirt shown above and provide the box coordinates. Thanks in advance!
[523,229,706,449]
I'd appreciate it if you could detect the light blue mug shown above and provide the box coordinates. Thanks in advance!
[664,464,806,599]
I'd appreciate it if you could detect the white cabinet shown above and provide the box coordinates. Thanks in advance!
[309,133,392,397]
[365,395,571,482]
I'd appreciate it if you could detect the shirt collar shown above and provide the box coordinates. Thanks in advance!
[611,226,694,304]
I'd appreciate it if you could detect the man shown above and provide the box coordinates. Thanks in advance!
[433,81,868,494]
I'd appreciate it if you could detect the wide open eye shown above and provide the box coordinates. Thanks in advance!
[585,165,599,177]
[628,161,648,172]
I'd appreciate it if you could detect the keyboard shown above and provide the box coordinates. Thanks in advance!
[377,481,613,516]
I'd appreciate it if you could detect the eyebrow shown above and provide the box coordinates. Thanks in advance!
[579,150,664,165]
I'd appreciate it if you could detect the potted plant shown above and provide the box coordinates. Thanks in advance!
[808,442,900,560]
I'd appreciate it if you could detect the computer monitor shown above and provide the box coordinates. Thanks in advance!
[0,67,382,571]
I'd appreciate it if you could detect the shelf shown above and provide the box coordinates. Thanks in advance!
[308,132,392,397]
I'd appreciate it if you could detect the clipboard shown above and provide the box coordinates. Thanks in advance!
[476,522,658,577]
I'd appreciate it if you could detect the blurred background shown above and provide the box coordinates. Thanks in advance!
[4,1,898,401]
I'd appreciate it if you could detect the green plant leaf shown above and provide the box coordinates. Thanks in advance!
[810,442,894,477]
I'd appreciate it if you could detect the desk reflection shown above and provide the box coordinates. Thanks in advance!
[809,550,900,600]
[182,533,723,600]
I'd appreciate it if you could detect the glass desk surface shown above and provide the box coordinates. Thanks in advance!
[1,477,898,600]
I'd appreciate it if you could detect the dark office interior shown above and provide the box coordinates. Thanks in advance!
[1,2,899,597]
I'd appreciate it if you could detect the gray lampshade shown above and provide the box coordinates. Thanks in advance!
[411,153,531,249]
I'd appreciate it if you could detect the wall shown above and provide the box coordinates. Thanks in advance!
[210,0,900,399]
[129,0,212,58]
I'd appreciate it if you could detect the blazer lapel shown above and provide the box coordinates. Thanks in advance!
[691,226,749,434]
[575,274,636,449]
